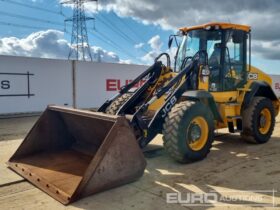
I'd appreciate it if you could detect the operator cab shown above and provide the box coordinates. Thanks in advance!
[171,22,251,92]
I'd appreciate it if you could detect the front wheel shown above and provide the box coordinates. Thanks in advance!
[162,101,214,163]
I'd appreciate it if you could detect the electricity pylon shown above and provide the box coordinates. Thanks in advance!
[62,0,97,61]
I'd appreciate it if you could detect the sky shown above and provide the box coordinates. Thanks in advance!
[0,0,279,74]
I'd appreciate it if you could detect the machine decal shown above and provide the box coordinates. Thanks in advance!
[161,95,177,118]
[248,73,258,80]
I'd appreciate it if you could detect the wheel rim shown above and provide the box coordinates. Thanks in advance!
[187,116,208,151]
[258,108,272,135]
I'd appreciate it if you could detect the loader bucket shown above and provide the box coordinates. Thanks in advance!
[7,106,146,205]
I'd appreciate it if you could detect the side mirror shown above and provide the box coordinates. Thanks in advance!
[168,36,173,49]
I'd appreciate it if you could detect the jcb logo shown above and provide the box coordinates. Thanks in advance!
[162,96,177,118]
[248,73,258,80]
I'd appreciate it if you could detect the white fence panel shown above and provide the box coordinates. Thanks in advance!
[0,55,279,115]
[270,75,280,98]
[75,61,147,108]
[0,56,72,114]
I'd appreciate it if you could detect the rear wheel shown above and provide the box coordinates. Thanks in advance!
[241,97,275,144]
[105,93,132,115]
[162,101,214,163]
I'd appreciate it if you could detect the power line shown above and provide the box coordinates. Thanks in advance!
[91,31,133,59]
[0,0,62,15]
[90,31,125,57]
[103,13,150,53]
[96,29,136,58]
[96,16,148,54]
[0,21,56,30]
[0,0,141,61]
[112,12,147,44]
[97,14,149,53]
[0,10,64,27]
[92,29,140,61]
[41,0,58,9]
[99,13,138,44]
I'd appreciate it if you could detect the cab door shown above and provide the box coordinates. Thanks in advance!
[209,29,248,103]
[223,30,247,92]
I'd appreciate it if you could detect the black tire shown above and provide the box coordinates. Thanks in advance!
[241,97,275,144]
[105,93,132,115]
[162,101,214,163]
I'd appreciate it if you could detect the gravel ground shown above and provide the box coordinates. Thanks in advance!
[0,115,279,210]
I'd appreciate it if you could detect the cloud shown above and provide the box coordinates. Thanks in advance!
[148,35,162,51]
[141,35,163,63]
[90,46,120,63]
[95,0,280,60]
[141,51,158,64]
[97,0,280,35]
[252,41,280,60]
[134,42,144,49]
[119,59,133,64]
[0,30,120,63]
[141,35,177,67]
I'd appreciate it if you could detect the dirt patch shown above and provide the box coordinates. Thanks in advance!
[0,115,279,209]
[0,116,38,141]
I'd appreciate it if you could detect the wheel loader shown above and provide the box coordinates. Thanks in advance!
[8,22,279,204]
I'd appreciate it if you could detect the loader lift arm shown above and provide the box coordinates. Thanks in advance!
[98,53,171,113]
[132,51,207,147]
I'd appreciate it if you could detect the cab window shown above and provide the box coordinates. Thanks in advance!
[223,30,247,91]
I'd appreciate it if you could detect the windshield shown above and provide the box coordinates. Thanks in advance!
[175,29,222,72]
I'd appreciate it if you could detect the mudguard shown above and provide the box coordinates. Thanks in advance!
[243,81,278,110]
[181,90,223,122]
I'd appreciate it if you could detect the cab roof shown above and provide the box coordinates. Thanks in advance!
[179,22,251,33]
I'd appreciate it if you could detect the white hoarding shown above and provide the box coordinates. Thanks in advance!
[270,74,280,98]
[0,55,72,114]
[75,61,147,108]
[0,55,279,115]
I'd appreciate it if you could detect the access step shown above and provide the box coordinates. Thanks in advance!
[227,116,243,133]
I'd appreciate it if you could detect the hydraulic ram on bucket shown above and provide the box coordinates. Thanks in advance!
[7,106,146,205]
